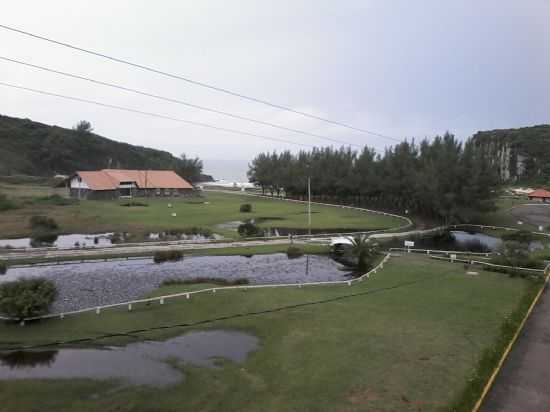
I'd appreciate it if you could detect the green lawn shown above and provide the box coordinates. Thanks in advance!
[0,255,537,412]
[477,197,536,230]
[0,191,404,238]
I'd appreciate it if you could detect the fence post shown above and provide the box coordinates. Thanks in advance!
[128,303,132,311]
[186,293,190,299]
[160,298,164,305]
[96,307,101,315]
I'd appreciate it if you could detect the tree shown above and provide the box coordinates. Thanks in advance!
[73,120,93,135]
[176,154,203,182]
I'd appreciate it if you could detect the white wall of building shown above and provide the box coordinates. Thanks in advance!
[70,176,90,190]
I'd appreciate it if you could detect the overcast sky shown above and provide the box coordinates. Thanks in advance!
[1,1,549,179]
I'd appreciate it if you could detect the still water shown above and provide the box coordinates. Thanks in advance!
[0,330,259,387]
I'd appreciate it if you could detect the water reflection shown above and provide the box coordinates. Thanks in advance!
[0,330,258,387]
[0,351,58,369]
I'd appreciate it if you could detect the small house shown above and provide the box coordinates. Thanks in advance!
[69,169,194,200]
[527,189,550,203]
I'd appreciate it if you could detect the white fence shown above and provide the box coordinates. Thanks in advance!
[389,247,491,257]
[428,255,546,274]
[8,253,393,325]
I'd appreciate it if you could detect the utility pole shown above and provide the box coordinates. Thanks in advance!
[308,176,311,235]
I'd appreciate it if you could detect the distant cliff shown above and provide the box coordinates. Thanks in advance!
[471,125,550,184]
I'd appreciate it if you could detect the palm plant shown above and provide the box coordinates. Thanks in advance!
[348,235,378,272]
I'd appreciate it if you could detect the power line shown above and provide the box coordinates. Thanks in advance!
[0,23,400,143]
[0,81,315,148]
[0,55,360,147]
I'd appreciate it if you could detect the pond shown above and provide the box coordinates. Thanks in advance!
[0,330,259,387]
[0,254,354,313]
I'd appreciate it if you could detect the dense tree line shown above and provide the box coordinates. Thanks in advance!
[248,133,499,224]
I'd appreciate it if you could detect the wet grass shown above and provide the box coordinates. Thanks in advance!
[0,255,537,412]
[0,190,404,238]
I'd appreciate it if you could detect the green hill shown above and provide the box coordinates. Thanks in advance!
[471,125,550,184]
[0,114,187,177]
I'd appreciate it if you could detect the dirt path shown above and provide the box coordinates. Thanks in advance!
[481,285,550,411]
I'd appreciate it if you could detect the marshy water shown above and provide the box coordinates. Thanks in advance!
[390,230,543,253]
[0,254,354,313]
[0,330,259,387]
[0,233,115,249]
[0,231,223,250]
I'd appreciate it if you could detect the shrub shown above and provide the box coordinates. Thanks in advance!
[29,215,59,231]
[0,261,7,275]
[120,201,148,207]
[502,230,534,243]
[0,193,17,211]
[0,278,57,319]
[153,249,184,263]
[240,203,253,213]
[238,222,264,237]
[29,230,59,247]
[286,246,304,259]
[161,277,249,287]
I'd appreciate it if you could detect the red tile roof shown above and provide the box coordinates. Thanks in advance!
[528,189,550,199]
[76,170,193,191]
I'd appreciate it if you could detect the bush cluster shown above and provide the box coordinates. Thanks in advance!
[0,278,57,319]
[501,230,535,243]
[153,249,184,263]
[240,203,253,213]
[238,222,264,237]
[286,246,304,259]
[0,193,17,212]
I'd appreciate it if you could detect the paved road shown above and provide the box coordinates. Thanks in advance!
[481,285,550,412]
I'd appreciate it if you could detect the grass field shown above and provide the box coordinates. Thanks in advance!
[0,190,405,238]
[0,255,538,412]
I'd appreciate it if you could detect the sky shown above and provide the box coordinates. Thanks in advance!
[1,1,549,180]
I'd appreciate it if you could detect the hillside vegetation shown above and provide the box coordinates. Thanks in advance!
[0,114,203,180]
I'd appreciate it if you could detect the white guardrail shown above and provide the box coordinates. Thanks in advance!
[6,252,393,325]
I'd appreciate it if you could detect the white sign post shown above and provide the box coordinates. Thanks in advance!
[404,240,414,253]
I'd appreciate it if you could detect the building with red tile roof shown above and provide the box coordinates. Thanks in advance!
[69,170,194,199]
[528,189,550,203]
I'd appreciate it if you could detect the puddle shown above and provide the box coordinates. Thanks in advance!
[1,254,353,313]
[0,330,259,387]
[0,234,114,249]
